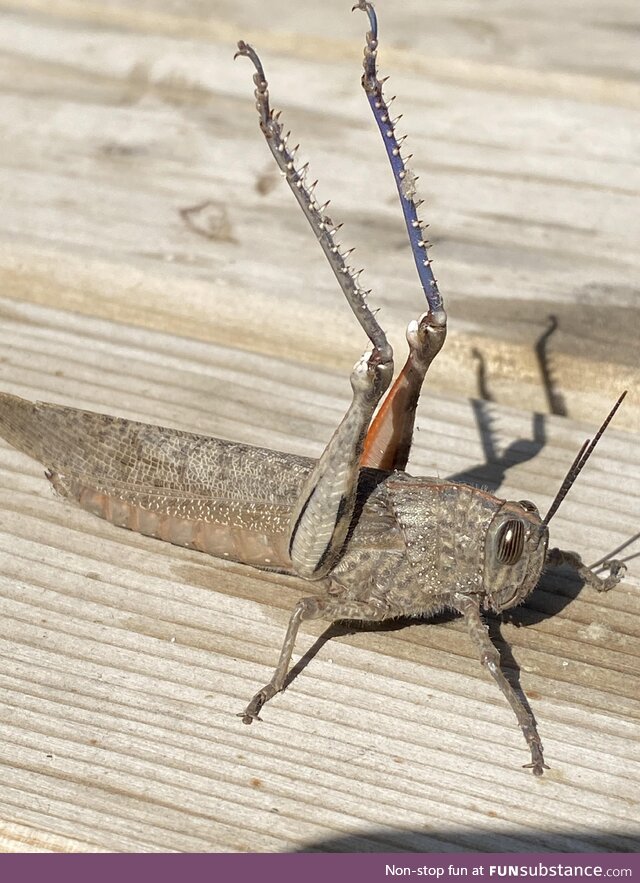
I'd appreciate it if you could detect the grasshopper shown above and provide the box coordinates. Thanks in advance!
[0,2,626,775]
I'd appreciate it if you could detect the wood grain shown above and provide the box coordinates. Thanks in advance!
[0,0,638,854]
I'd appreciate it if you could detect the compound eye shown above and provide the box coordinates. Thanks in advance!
[496,519,525,565]
[518,499,538,514]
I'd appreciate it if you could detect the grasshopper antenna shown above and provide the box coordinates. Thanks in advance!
[234,40,392,365]
[542,391,627,527]
[353,0,444,321]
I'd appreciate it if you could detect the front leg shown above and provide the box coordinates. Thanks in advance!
[288,347,393,580]
[454,593,548,776]
[546,547,626,592]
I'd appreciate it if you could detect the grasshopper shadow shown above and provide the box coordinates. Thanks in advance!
[447,316,567,493]
[446,407,547,493]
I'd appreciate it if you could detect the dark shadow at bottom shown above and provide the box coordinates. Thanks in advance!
[292,827,639,854]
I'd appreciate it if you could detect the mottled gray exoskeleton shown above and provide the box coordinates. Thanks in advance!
[0,2,626,775]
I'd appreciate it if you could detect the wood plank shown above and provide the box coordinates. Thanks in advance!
[0,0,637,427]
[0,298,638,853]
[0,0,638,854]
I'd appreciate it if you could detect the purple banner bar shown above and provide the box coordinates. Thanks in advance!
[0,853,638,883]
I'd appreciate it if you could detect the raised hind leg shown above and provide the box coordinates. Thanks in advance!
[354,2,447,471]
[236,40,395,579]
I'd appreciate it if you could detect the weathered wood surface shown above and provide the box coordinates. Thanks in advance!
[0,0,638,854]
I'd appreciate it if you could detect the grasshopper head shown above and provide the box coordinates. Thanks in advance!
[481,393,627,613]
[483,500,549,613]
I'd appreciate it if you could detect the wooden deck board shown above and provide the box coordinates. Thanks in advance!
[0,0,638,854]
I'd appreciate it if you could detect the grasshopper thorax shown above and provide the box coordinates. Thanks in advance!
[381,477,545,606]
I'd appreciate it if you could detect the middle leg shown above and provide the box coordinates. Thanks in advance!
[240,593,393,723]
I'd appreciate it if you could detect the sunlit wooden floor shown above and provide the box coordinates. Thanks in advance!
[0,0,638,853]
